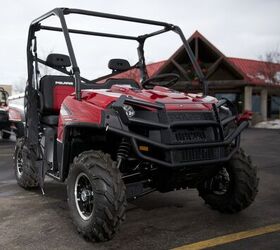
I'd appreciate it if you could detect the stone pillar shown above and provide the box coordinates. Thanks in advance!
[244,86,252,111]
[261,88,268,121]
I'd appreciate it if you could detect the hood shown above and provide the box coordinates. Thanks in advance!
[81,85,217,111]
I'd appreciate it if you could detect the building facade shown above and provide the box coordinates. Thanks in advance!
[114,31,280,122]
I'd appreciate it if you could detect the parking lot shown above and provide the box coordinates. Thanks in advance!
[0,128,279,250]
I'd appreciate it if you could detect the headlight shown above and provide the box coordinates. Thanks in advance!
[219,105,235,137]
[123,104,135,118]
[219,105,232,120]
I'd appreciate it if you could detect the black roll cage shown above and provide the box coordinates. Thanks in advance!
[27,7,207,101]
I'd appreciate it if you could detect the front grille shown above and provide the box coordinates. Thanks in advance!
[174,147,225,162]
[170,126,216,144]
[167,111,214,122]
[166,111,216,145]
[174,129,207,143]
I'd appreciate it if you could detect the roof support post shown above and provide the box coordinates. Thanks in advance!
[261,88,268,121]
[244,86,252,112]
[55,9,82,101]
[137,38,148,83]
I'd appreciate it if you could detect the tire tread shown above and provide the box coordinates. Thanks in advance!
[198,148,259,213]
[68,150,126,242]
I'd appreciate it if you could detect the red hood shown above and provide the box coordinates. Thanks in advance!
[81,85,217,111]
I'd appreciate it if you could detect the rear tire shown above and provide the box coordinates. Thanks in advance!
[198,148,258,213]
[14,138,39,189]
[67,150,127,242]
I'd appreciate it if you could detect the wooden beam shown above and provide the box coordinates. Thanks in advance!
[205,56,224,79]
[206,80,246,87]
[195,37,199,60]
[171,59,191,81]
[170,80,194,92]
[171,79,246,92]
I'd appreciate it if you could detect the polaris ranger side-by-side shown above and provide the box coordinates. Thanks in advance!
[15,8,258,242]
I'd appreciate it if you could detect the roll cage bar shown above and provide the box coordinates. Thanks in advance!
[27,8,207,102]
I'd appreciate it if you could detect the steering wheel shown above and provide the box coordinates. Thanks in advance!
[142,73,180,89]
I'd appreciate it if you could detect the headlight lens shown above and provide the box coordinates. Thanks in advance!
[123,104,135,118]
[219,105,232,120]
[219,105,235,137]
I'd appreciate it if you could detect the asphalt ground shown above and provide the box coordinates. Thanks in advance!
[0,128,279,250]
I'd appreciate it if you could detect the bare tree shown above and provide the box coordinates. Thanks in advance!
[13,77,26,94]
[259,48,280,84]
[259,48,280,112]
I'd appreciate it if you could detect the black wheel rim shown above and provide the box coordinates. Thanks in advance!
[16,150,23,178]
[207,167,231,195]
[74,172,94,220]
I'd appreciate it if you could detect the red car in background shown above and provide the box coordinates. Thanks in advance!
[0,89,25,139]
[0,87,10,139]
[7,93,25,138]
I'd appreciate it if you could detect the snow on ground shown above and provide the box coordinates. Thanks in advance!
[254,119,280,129]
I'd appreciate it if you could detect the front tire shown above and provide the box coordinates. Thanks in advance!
[198,148,258,213]
[14,138,39,189]
[67,150,127,242]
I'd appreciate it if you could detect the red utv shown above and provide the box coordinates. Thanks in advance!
[15,8,258,242]
[7,93,25,138]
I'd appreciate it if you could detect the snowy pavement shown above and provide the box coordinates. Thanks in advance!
[254,119,280,129]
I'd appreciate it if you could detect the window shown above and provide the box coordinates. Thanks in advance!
[270,96,280,118]
[252,94,261,113]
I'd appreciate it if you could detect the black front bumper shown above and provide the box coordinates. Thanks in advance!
[105,96,248,168]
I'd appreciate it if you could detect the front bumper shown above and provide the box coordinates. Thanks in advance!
[105,96,248,168]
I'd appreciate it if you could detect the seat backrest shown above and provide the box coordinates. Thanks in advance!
[39,76,140,115]
[108,59,130,73]
[39,75,75,115]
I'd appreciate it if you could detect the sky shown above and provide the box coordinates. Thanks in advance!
[0,0,279,91]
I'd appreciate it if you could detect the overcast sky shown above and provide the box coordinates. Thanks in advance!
[0,0,279,89]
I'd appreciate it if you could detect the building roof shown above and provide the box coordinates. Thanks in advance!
[228,57,280,86]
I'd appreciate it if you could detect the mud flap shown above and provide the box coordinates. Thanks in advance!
[37,147,52,195]
[36,160,45,195]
